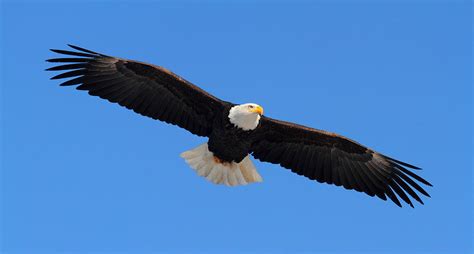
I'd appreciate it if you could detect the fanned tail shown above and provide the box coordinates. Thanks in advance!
[180,143,262,186]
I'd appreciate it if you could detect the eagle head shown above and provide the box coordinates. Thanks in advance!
[228,103,264,131]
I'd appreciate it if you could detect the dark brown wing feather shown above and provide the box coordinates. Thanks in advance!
[47,45,229,137]
[251,116,432,207]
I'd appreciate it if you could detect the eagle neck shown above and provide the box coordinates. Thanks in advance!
[228,106,261,131]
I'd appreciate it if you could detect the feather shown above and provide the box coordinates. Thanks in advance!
[46,63,87,71]
[67,44,102,55]
[51,69,85,80]
[47,58,90,63]
[50,49,96,58]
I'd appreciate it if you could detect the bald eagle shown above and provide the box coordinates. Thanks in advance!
[47,45,432,207]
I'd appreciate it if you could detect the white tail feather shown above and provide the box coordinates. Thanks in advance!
[180,143,262,186]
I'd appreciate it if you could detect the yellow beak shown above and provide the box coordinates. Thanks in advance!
[251,106,264,115]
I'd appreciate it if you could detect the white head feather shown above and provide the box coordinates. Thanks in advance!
[228,103,264,131]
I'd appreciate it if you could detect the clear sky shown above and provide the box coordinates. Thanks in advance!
[1,1,472,253]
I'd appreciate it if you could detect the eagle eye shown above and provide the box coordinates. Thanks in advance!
[248,105,254,109]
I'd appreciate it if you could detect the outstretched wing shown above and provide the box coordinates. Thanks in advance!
[47,44,229,137]
[251,116,432,207]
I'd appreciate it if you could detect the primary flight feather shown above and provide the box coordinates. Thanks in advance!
[47,44,432,207]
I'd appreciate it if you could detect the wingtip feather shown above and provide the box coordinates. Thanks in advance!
[67,44,101,55]
[382,155,421,170]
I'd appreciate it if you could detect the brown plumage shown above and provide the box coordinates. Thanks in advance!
[47,45,225,137]
[251,117,431,207]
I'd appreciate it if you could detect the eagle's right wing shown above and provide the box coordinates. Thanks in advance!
[251,116,432,207]
[47,44,230,137]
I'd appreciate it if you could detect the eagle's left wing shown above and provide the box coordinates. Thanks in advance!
[47,45,229,137]
[251,116,432,207]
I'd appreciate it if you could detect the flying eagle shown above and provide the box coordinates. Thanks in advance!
[47,45,432,207]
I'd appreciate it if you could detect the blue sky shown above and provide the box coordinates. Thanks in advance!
[1,1,472,253]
